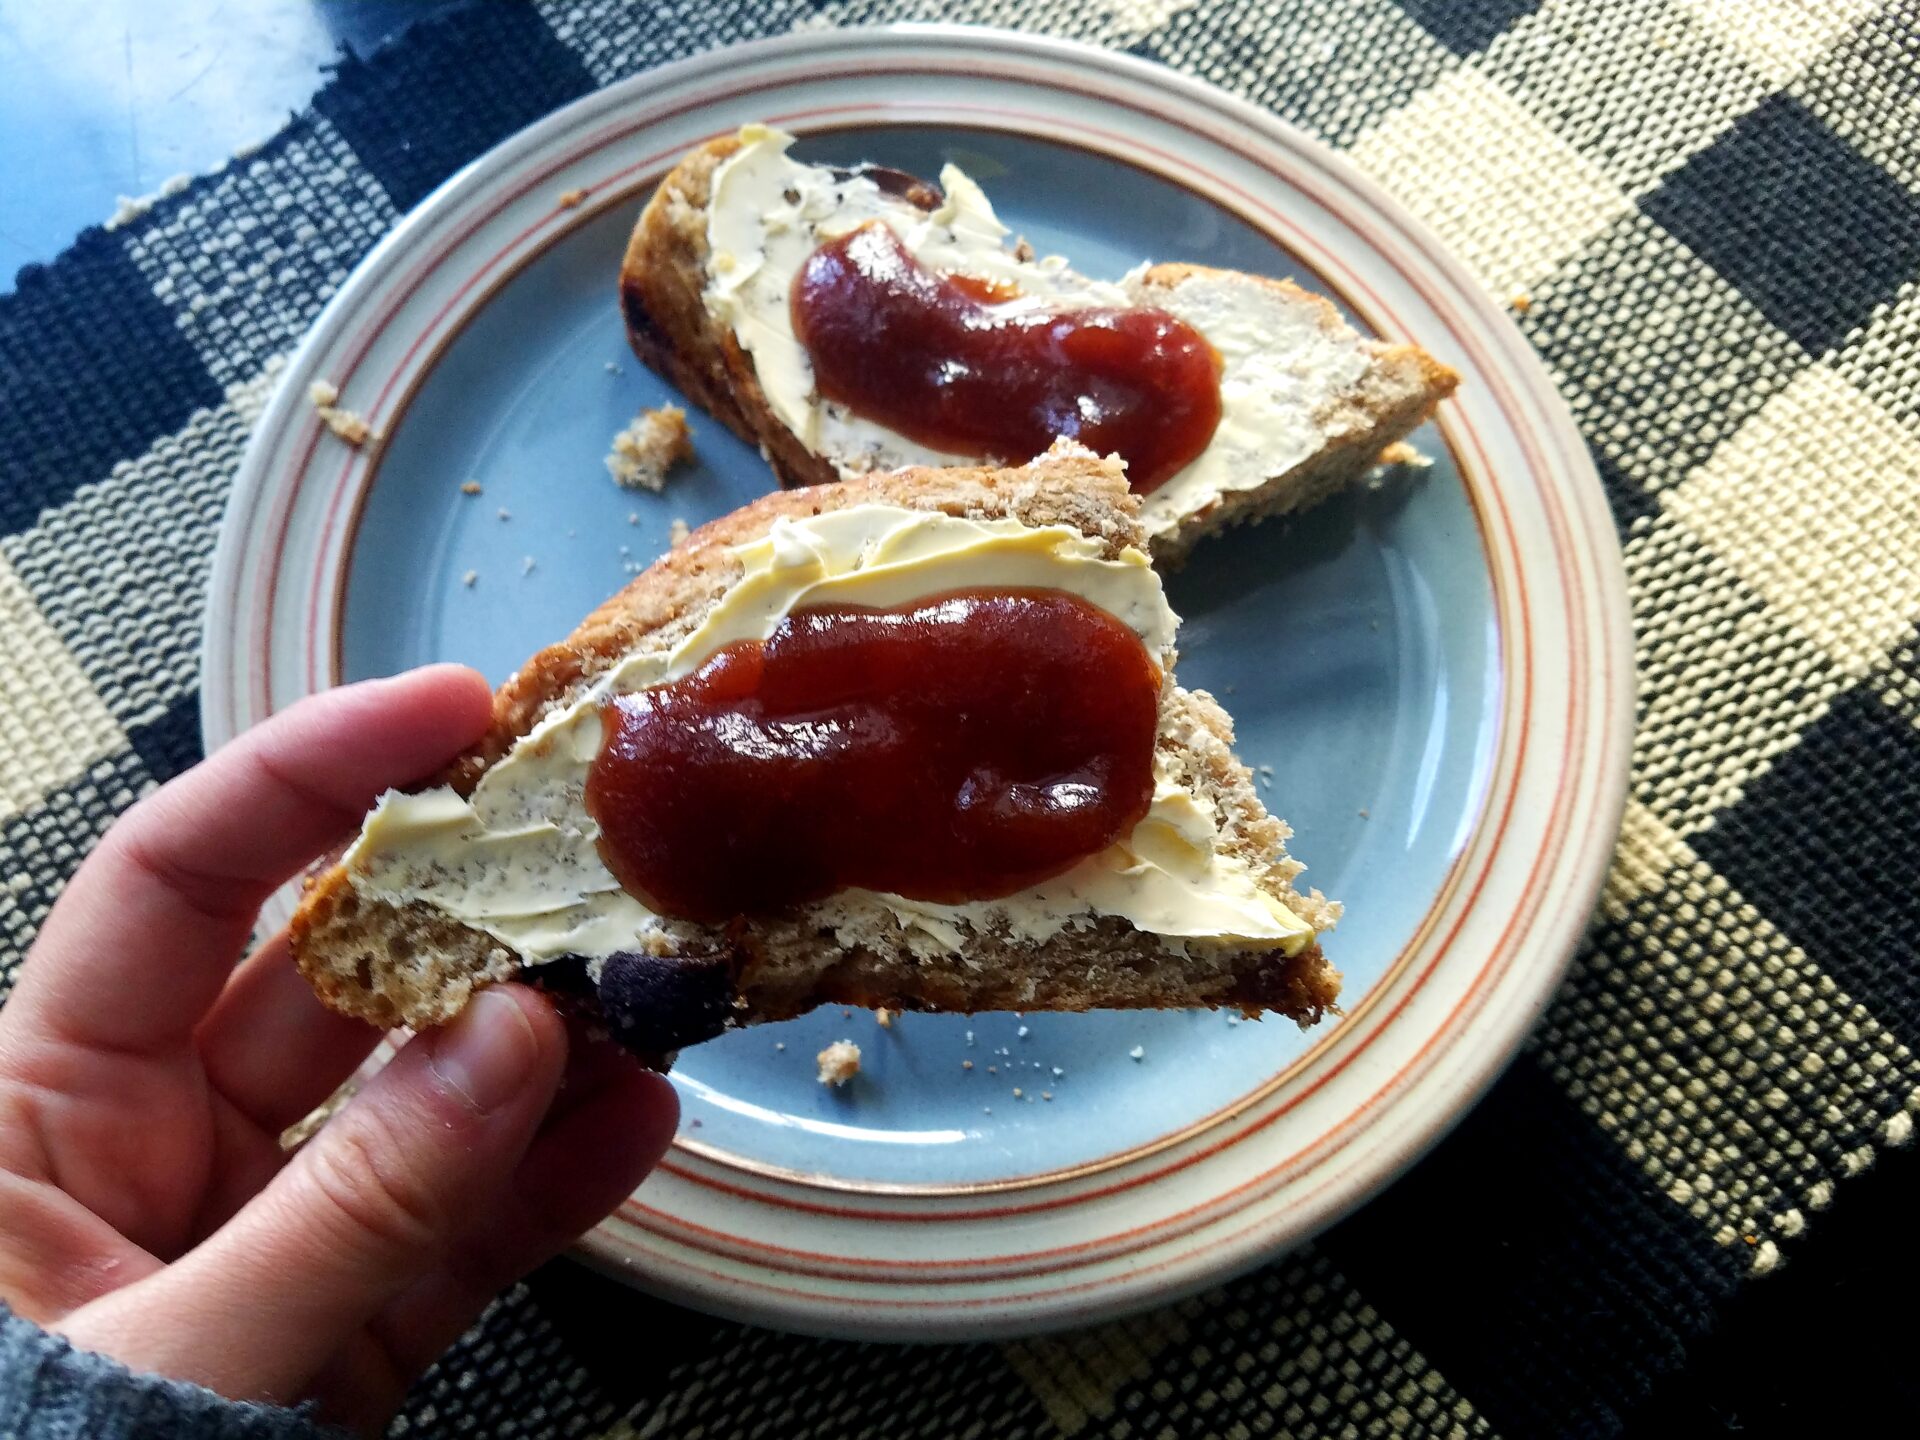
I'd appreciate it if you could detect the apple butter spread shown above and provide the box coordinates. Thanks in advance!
[791,222,1222,493]
[585,587,1162,922]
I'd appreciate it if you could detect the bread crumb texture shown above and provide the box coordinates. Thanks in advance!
[307,378,375,447]
[817,1039,862,1086]
[608,404,694,491]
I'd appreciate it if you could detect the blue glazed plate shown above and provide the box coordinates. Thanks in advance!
[205,27,1630,1339]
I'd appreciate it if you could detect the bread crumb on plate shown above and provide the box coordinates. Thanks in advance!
[817,1040,861,1087]
[607,404,694,491]
[558,187,588,209]
[307,378,376,447]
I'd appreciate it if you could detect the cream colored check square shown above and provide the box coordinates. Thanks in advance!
[0,556,127,823]
[1604,800,1692,913]
[1672,0,1881,86]
[1666,365,1920,678]
[1832,279,1920,427]
[1625,510,1851,836]
[1349,68,1635,298]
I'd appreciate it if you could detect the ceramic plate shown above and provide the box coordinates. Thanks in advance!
[203,26,1631,1340]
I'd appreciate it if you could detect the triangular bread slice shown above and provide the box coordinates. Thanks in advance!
[619,126,1457,565]
[290,452,1340,1060]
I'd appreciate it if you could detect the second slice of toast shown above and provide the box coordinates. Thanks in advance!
[620,126,1457,564]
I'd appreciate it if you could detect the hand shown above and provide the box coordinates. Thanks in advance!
[0,666,677,1433]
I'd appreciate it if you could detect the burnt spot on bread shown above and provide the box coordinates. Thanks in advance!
[529,953,596,1001]
[591,945,740,1054]
[620,272,668,354]
[828,163,942,212]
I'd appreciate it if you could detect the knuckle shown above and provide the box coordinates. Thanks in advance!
[297,1114,446,1259]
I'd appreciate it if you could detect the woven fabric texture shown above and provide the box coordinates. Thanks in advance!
[2,2,1918,1436]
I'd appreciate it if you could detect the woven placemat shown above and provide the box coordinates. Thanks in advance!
[3,2,1918,1435]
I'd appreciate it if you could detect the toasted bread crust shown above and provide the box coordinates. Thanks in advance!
[290,458,1339,1049]
[620,136,838,489]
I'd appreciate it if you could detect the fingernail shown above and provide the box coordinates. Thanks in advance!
[428,988,538,1114]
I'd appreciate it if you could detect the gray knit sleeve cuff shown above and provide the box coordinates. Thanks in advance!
[0,1304,352,1439]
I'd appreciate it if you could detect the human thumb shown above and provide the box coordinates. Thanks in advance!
[56,985,568,1406]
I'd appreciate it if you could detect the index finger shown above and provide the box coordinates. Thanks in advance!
[2,665,492,1059]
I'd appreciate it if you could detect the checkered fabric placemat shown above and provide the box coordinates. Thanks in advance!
[4,2,1919,1435]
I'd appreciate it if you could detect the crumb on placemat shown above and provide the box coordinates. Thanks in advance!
[875,1007,894,1028]
[308,378,376,447]
[817,1040,861,1087]
[607,404,694,492]
[668,516,691,547]
[461,480,482,496]
[105,173,190,230]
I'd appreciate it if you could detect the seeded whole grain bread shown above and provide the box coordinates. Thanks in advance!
[618,134,1458,564]
[289,454,1341,1061]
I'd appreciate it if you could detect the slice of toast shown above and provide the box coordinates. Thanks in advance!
[289,453,1340,1061]
[619,128,1458,564]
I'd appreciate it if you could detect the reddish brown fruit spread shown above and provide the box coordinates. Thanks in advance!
[791,223,1222,493]
[585,588,1162,923]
